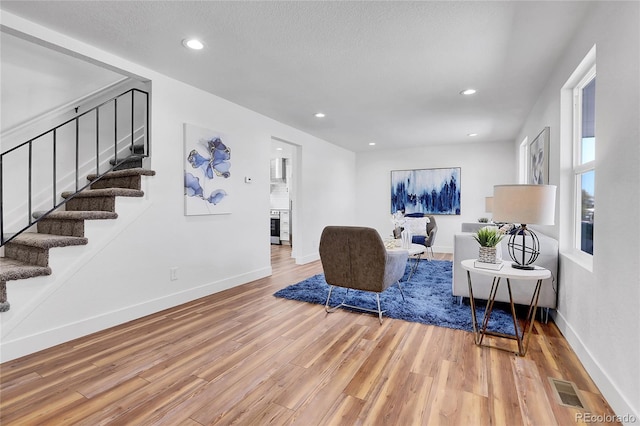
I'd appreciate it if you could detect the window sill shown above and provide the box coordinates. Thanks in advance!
[559,250,593,273]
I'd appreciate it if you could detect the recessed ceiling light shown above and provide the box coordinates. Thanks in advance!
[468,133,478,137]
[183,38,204,50]
[314,112,326,118]
[460,89,477,95]
[369,142,376,146]
[276,147,283,151]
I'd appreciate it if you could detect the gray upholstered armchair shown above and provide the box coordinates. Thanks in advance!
[423,215,437,259]
[318,226,409,323]
[393,214,438,259]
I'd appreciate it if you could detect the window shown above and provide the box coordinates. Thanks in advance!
[519,137,528,183]
[573,67,595,255]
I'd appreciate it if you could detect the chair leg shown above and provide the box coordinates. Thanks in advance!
[541,307,550,323]
[376,293,383,324]
[325,286,344,313]
[324,286,333,312]
[325,286,386,324]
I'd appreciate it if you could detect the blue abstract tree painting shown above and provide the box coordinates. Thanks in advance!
[391,168,461,215]
[183,123,232,215]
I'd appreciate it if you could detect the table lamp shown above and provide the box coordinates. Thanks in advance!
[492,184,556,270]
[485,196,493,222]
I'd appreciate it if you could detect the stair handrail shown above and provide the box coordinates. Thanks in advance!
[0,88,150,246]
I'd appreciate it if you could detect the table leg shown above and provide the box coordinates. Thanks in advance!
[478,276,501,346]
[405,253,422,282]
[465,264,546,357]
[505,279,523,355]
[519,279,542,356]
[466,270,479,343]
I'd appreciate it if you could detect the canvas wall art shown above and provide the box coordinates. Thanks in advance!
[391,167,461,215]
[183,123,232,215]
[529,126,550,184]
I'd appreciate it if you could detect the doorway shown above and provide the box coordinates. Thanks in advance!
[270,138,299,260]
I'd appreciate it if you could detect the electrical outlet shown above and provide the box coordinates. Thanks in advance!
[170,267,178,281]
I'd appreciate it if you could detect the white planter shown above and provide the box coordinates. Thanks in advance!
[478,246,498,264]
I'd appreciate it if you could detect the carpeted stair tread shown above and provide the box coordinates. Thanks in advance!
[8,233,88,249]
[0,258,51,281]
[130,142,145,154]
[110,155,143,165]
[87,168,156,180]
[61,188,144,198]
[110,156,144,171]
[1,162,156,312]
[33,210,118,220]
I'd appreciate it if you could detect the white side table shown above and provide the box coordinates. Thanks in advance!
[460,259,551,356]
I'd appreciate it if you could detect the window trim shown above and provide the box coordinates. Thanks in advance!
[519,136,529,183]
[571,65,596,262]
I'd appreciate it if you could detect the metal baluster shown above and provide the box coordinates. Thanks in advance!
[145,90,150,156]
[75,118,79,191]
[0,154,4,244]
[114,98,118,166]
[96,108,100,174]
[131,90,135,154]
[53,129,57,208]
[28,140,33,225]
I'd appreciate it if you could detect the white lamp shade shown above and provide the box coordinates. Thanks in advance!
[492,184,556,225]
[485,197,493,213]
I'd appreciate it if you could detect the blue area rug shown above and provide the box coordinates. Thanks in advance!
[273,260,518,335]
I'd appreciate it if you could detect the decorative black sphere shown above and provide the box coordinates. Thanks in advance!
[507,226,540,269]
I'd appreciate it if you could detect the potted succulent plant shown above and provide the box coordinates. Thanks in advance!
[473,226,504,263]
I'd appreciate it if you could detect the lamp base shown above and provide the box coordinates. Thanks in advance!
[511,262,535,270]
[507,225,540,270]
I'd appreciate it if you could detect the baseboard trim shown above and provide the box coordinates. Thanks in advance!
[295,252,319,265]
[1,198,154,337]
[553,310,638,423]
[0,266,272,363]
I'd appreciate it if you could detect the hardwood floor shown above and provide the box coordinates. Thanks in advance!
[0,245,618,425]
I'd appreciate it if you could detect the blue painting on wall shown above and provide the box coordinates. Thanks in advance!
[184,123,232,215]
[391,167,461,215]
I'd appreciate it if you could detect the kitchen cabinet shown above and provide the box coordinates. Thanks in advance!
[280,210,290,242]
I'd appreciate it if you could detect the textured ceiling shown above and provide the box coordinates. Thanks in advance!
[0,1,593,152]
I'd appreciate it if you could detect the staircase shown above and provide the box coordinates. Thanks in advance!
[0,167,155,312]
[0,87,153,313]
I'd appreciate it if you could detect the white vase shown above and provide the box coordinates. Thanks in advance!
[401,228,412,249]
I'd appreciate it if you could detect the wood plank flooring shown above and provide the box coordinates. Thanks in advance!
[0,245,618,425]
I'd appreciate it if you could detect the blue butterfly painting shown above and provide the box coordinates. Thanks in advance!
[187,137,231,179]
[184,171,228,205]
[184,134,231,209]
[184,172,203,198]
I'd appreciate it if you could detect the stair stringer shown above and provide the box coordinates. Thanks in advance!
[0,195,153,354]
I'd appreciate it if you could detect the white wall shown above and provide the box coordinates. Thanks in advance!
[514,2,639,421]
[355,140,516,252]
[0,12,356,361]
[0,30,126,138]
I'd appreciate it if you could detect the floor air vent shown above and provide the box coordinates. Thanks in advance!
[549,377,586,409]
